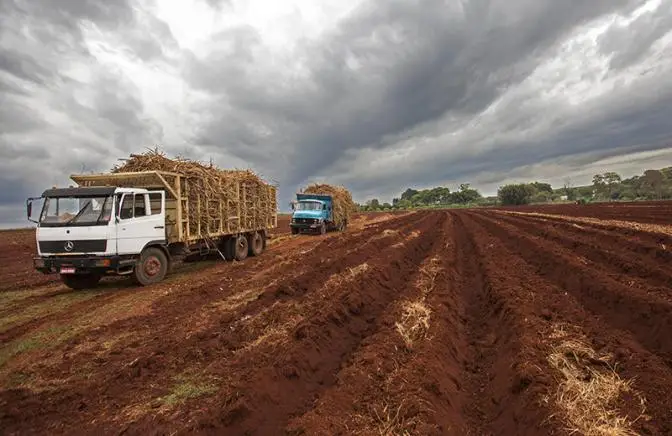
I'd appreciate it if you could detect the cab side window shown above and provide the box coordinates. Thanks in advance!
[119,194,134,220]
[148,192,162,215]
[134,195,148,218]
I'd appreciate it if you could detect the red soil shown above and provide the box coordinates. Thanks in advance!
[494,200,672,225]
[1,203,672,435]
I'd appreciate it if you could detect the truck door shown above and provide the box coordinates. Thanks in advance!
[116,191,166,255]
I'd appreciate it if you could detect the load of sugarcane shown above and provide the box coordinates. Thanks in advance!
[113,148,276,235]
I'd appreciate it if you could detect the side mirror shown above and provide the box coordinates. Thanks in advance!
[290,202,295,210]
[26,198,39,223]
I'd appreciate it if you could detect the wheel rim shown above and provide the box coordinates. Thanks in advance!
[236,237,247,256]
[144,256,161,277]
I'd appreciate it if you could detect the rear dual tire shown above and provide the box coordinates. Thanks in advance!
[222,232,264,262]
[248,232,264,257]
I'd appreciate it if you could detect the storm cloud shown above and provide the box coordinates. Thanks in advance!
[1,0,671,226]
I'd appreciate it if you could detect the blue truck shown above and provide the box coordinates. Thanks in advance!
[290,193,348,235]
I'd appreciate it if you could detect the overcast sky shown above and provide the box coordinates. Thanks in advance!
[1,0,672,226]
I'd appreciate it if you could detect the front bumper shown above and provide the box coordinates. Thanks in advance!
[33,255,134,275]
[290,222,322,232]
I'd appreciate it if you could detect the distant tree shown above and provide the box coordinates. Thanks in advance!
[398,199,412,209]
[642,169,664,199]
[401,189,419,201]
[367,199,380,210]
[562,177,577,201]
[382,202,392,210]
[660,167,672,180]
[529,182,553,194]
[603,172,622,200]
[498,184,535,205]
[392,197,400,207]
[429,187,451,204]
[530,192,551,203]
[592,174,606,198]
[451,183,482,204]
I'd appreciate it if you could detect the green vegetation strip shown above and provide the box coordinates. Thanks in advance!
[0,291,102,333]
[160,374,219,406]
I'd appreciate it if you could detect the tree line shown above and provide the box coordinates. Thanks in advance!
[358,166,672,210]
[359,184,489,211]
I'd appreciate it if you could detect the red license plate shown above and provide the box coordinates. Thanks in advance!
[60,266,76,274]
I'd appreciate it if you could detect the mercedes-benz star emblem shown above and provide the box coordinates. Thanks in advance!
[64,241,74,252]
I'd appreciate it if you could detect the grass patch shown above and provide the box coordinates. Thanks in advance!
[0,291,101,333]
[545,324,648,435]
[0,325,72,369]
[160,375,218,406]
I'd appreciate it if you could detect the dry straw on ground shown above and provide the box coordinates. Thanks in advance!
[545,324,648,436]
[395,301,431,350]
[302,183,357,227]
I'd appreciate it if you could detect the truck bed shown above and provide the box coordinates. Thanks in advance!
[71,171,277,244]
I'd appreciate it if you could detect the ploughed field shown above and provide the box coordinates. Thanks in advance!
[1,204,672,435]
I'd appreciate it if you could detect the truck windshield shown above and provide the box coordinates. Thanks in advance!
[40,196,113,226]
[296,201,323,211]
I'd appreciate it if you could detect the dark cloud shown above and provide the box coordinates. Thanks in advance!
[0,49,55,85]
[0,0,166,211]
[185,0,644,206]
[1,0,671,221]
[599,2,672,70]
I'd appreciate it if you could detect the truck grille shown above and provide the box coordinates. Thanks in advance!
[39,239,107,253]
[294,218,317,224]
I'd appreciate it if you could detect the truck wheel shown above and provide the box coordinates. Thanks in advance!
[133,247,168,286]
[61,273,102,290]
[234,235,248,261]
[248,232,264,256]
[320,222,326,235]
[291,228,299,235]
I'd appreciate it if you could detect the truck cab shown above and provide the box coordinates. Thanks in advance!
[290,193,334,235]
[28,186,168,289]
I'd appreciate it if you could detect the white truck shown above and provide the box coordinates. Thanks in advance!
[27,170,277,289]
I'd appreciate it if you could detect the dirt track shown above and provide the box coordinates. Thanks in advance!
[1,206,672,435]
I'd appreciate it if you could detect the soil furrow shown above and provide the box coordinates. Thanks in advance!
[453,212,558,435]
[120,212,444,435]
[493,202,672,225]
[0,213,430,434]
[464,210,672,434]
[470,211,672,364]
[492,212,672,291]
[495,211,672,259]
[285,212,465,435]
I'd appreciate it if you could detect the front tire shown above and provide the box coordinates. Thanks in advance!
[61,273,102,290]
[133,247,168,286]
[319,222,326,235]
